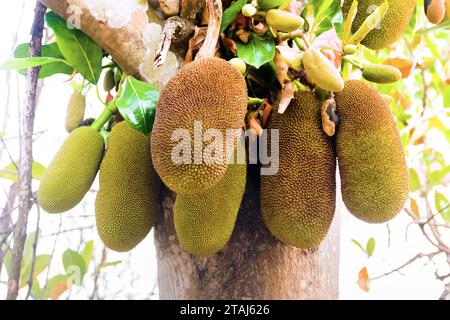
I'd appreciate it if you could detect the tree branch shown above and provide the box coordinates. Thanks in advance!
[37,0,148,77]
[7,1,46,300]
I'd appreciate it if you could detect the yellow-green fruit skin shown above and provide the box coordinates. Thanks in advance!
[151,57,248,195]
[65,91,86,133]
[261,92,337,249]
[342,0,416,49]
[335,80,409,223]
[38,126,104,213]
[174,147,246,257]
[96,122,158,252]
[362,64,402,84]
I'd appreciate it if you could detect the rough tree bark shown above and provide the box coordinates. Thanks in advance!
[38,0,341,300]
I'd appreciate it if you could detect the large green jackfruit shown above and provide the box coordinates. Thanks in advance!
[95,122,159,252]
[174,144,247,257]
[151,57,248,195]
[38,126,104,213]
[65,90,86,133]
[342,0,416,49]
[261,92,337,249]
[335,80,409,223]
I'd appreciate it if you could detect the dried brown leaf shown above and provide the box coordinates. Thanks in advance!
[357,267,370,292]
[278,82,295,114]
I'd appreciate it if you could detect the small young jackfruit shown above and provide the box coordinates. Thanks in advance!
[95,122,159,252]
[261,92,337,249]
[342,0,416,49]
[38,126,104,213]
[362,64,402,84]
[174,144,246,257]
[335,80,409,223]
[265,9,305,32]
[151,57,248,195]
[303,48,344,92]
[103,69,116,92]
[65,90,86,133]
[425,0,446,24]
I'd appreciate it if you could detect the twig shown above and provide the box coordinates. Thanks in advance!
[371,251,441,280]
[42,215,62,298]
[90,246,107,300]
[6,1,46,300]
[41,226,94,238]
[25,200,40,300]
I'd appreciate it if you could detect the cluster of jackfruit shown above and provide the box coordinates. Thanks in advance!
[38,120,159,252]
[151,57,248,255]
[260,81,409,249]
[38,57,409,256]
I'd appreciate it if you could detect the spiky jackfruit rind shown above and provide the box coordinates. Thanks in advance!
[65,90,86,133]
[261,92,337,249]
[342,0,416,49]
[174,144,246,257]
[38,126,104,213]
[335,80,409,223]
[95,122,159,252]
[151,57,248,195]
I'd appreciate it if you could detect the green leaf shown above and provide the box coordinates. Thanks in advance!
[409,168,420,192]
[13,42,74,78]
[0,161,46,181]
[0,57,68,71]
[19,255,50,289]
[258,0,289,10]
[435,192,450,223]
[3,250,11,275]
[221,0,247,33]
[45,12,102,84]
[366,238,376,257]
[62,249,87,284]
[351,239,366,253]
[443,86,450,109]
[429,166,450,187]
[81,240,94,268]
[116,76,160,135]
[314,0,335,26]
[236,33,276,69]
[99,260,122,269]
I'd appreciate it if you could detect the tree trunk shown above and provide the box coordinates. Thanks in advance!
[155,165,342,300]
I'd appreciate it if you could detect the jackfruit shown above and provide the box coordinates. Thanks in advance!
[95,122,159,252]
[362,64,402,84]
[103,69,116,92]
[261,92,337,249]
[151,57,248,195]
[65,90,86,133]
[174,143,246,257]
[335,80,409,223]
[265,9,305,32]
[425,0,446,24]
[38,126,104,213]
[303,48,345,92]
[342,0,416,49]
[445,0,450,19]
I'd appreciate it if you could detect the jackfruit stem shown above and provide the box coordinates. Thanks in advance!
[91,103,118,132]
[248,97,264,105]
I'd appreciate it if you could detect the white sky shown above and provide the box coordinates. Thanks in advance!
[0,0,449,300]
